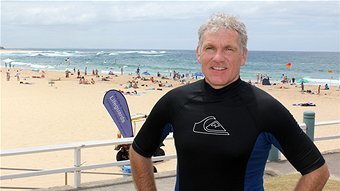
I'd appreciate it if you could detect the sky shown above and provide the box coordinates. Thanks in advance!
[1,0,340,52]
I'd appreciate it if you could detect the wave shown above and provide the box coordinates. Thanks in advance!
[96,51,105,56]
[137,50,165,55]
[11,61,27,66]
[142,54,163,57]
[108,50,166,55]
[30,64,55,69]
[29,51,77,57]
[8,61,55,69]
[304,77,340,85]
[101,70,120,74]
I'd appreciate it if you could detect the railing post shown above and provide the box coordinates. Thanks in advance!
[268,145,280,161]
[74,147,81,188]
[65,172,68,185]
[304,111,315,141]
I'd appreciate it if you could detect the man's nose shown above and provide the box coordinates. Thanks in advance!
[212,49,226,62]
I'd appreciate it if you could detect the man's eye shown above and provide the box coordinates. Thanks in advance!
[205,47,214,51]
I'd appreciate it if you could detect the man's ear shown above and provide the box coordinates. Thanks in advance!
[196,47,201,64]
[241,48,248,66]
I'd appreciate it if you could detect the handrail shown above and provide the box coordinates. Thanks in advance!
[0,135,173,157]
[315,120,340,126]
[0,155,177,180]
[0,138,134,157]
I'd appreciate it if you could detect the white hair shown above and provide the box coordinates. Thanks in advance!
[198,13,248,53]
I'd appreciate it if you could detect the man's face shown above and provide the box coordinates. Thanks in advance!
[196,28,247,89]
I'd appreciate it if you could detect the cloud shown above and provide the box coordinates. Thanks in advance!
[1,1,339,51]
[3,1,338,26]
[3,1,217,25]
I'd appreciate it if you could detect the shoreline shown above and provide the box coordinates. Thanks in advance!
[1,49,339,85]
[1,66,339,88]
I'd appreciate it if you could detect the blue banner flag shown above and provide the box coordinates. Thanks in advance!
[103,90,133,137]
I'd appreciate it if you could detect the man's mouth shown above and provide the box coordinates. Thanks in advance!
[211,66,227,71]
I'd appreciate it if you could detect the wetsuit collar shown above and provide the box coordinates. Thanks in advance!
[202,78,242,95]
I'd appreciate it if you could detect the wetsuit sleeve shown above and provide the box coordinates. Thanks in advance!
[262,99,325,175]
[132,91,174,158]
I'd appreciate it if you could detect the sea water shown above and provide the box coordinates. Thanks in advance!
[1,49,339,85]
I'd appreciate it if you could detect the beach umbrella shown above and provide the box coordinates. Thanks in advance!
[3,58,14,63]
[193,71,204,77]
[297,78,309,83]
[142,71,150,75]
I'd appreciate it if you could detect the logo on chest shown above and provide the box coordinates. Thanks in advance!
[193,116,230,136]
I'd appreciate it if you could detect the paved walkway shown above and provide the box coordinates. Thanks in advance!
[39,152,340,191]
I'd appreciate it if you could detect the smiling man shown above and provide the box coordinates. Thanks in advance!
[130,13,329,191]
[196,25,247,89]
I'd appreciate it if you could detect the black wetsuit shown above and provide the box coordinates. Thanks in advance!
[132,78,325,191]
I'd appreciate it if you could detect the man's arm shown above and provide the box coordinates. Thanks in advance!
[130,146,156,191]
[294,163,329,191]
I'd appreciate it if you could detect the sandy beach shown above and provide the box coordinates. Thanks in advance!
[1,67,339,189]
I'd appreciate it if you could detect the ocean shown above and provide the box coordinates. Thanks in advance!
[1,49,339,85]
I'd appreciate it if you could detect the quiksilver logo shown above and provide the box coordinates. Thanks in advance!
[193,116,230,136]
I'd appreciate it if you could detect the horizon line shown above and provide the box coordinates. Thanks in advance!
[1,47,339,53]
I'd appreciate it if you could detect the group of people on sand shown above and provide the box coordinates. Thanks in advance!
[64,67,102,85]
[301,83,330,94]
[65,67,100,79]
[131,75,174,89]
[280,74,296,84]
[5,69,45,84]
[119,89,138,96]
[124,80,139,89]
[79,76,95,85]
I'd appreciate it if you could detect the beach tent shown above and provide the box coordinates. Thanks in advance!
[262,78,271,85]
[3,58,14,63]
[297,78,309,84]
[142,71,150,75]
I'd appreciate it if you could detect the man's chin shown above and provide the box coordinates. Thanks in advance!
[205,79,230,89]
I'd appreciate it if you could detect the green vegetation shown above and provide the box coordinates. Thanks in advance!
[264,174,340,191]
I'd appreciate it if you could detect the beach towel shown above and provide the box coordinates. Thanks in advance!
[293,102,316,107]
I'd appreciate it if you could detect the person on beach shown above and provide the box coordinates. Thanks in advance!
[137,66,140,75]
[77,69,81,78]
[324,83,329,90]
[129,13,329,190]
[301,81,305,92]
[15,70,20,81]
[6,70,10,81]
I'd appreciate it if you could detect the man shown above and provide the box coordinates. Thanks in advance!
[130,13,329,191]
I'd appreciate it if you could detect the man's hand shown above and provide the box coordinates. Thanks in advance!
[295,163,329,191]
[130,147,156,191]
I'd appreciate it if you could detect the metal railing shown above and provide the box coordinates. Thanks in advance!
[1,111,339,189]
[0,135,176,188]
[267,111,340,161]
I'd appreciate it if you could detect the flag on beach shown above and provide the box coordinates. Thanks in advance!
[286,62,292,69]
[103,90,133,137]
